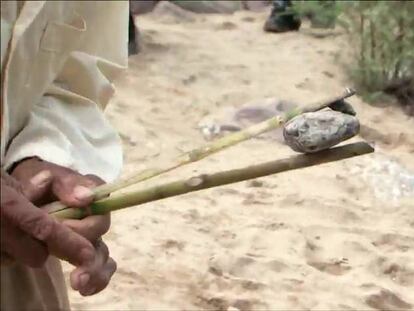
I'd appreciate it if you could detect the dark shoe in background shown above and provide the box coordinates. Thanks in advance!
[128,13,140,56]
[264,0,301,33]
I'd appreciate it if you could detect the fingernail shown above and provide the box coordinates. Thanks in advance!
[79,273,90,288]
[30,170,52,187]
[74,186,93,201]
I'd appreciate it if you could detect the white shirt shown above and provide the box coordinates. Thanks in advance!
[0,1,127,182]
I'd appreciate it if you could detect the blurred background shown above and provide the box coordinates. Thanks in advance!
[66,1,413,310]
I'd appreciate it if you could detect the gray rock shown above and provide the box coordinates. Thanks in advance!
[197,98,297,142]
[283,110,360,153]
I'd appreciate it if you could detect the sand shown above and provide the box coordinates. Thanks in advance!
[63,8,414,311]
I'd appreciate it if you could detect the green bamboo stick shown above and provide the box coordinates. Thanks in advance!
[97,88,356,196]
[42,88,356,214]
[51,141,373,220]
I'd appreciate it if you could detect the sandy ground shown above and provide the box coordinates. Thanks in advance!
[64,8,414,311]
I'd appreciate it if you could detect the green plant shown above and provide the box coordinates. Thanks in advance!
[338,1,414,96]
[292,0,340,29]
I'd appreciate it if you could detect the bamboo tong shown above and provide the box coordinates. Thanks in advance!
[43,88,375,218]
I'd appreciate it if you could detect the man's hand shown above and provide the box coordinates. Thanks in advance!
[1,170,95,271]
[10,157,117,296]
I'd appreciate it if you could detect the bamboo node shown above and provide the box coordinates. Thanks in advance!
[186,175,206,187]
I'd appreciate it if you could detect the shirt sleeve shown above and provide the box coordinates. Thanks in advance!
[3,2,128,182]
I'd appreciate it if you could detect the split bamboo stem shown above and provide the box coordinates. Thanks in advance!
[51,141,374,220]
[43,88,356,214]
[97,88,356,196]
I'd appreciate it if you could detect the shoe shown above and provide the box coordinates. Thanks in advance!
[264,14,301,32]
[128,13,139,55]
[264,0,301,33]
